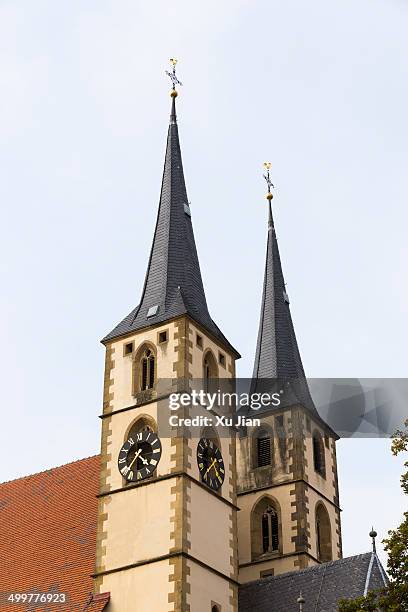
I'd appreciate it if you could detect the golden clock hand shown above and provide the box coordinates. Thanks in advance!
[128,448,142,470]
[204,458,216,476]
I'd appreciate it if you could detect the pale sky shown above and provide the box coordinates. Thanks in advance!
[1,0,407,568]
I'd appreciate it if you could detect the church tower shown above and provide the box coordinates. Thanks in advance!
[236,166,342,582]
[94,67,240,611]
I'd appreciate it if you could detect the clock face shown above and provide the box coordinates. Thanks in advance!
[118,430,162,482]
[197,437,225,491]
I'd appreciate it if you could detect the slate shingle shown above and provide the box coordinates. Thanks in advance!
[238,552,388,612]
[252,201,319,417]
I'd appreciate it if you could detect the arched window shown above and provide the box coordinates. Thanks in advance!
[203,350,218,394]
[316,503,332,562]
[127,416,156,439]
[261,506,279,553]
[211,606,220,612]
[133,344,156,396]
[251,497,281,559]
[256,429,271,467]
[141,348,155,390]
[312,430,326,477]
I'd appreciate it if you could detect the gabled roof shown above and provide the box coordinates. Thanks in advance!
[251,201,318,416]
[103,97,239,357]
[0,456,101,612]
[239,552,388,612]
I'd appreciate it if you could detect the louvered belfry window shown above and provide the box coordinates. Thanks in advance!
[257,431,271,467]
[141,349,155,390]
[262,505,279,553]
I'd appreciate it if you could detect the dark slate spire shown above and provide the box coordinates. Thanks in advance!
[252,169,316,413]
[103,93,238,356]
[252,200,306,381]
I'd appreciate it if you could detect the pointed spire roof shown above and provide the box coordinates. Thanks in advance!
[253,200,306,381]
[252,186,317,414]
[103,95,238,356]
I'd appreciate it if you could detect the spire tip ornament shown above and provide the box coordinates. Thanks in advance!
[166,58,183,97]
[263,162,274,200]
[370,527,378,553]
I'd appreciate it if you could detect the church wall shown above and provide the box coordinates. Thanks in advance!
[304,423,337,503]
[104,321,179,415]
[237,486,295,567]
[236,411,292,494]
[188,560,236,612]
[188,321,235,380]
[97,560,172,612]
[189,481,234,576]
[238,555,308,583]
[98,479,173,570]
[96,316,239,611]
[307,486,341,561]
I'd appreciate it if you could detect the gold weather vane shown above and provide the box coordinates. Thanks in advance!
[166,58,183,97]
[263,162,274,200]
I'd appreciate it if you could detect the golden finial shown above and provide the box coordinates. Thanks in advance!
[263,162,274,200]
[166,59,183,97]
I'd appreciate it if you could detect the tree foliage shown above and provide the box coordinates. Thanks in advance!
[339,419,408,611]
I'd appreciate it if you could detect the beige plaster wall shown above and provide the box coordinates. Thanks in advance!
[188,321,234,380]
[100,479,173,570]
[189,482,233,575]
[304,423,337,503]
[107,321,179,413]
[98,560,172,612]
[239,554,315,583]
[187,560,233,612]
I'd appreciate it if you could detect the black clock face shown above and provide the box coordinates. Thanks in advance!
[118,431,162,482]
[197,437,225,491]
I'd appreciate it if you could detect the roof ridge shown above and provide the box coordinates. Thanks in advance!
[0,454,99,486]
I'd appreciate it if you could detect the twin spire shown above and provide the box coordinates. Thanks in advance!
[103,61,310,402]
[103,62,237,355]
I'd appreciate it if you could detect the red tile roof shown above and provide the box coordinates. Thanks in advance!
[82,592,110,611]
[0,455,106,612]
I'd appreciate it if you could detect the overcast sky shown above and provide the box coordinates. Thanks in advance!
[1,0,407,567]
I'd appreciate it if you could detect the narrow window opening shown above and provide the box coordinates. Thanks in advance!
[141,348,155,391]
[158,330,168,344]
[124,342,133,356]
[218,352,226,367]
[196,333,203,349]
[262,512,269,553]
[313,431,326,477]
[261,505,279,553]
[204,359,210,393]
